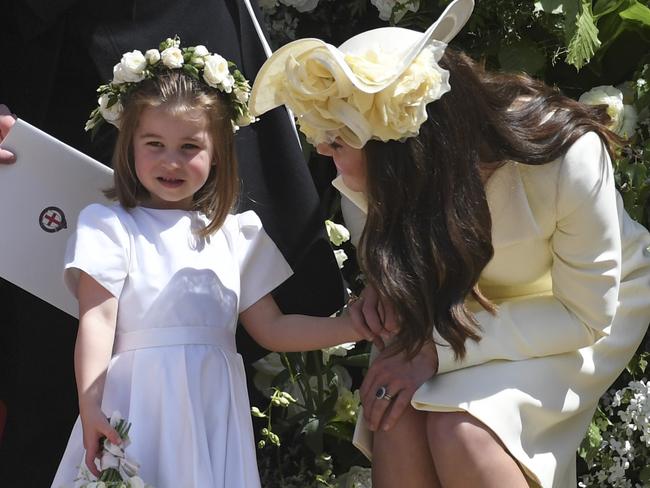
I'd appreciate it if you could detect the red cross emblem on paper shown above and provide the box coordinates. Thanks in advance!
[39,206,67,233]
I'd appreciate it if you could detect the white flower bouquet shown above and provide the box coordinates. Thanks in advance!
[71,412,153,488]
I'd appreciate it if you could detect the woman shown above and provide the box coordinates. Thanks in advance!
[249,0,650,486]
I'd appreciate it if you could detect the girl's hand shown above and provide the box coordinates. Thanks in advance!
[346,295,379,344]
[358,285,400,349]
[0,104,17,163]
[79,405,121,477]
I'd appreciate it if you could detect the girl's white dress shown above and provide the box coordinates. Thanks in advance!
[52,204,292,488]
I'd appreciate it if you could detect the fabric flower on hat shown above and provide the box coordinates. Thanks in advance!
[273,40,450,148]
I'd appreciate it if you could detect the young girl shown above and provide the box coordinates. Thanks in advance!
[51,39,370,488]
[249,0,650,486]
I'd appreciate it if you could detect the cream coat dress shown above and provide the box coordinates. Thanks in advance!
[337,132,650,488]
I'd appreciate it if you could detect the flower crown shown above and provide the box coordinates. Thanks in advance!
[85,37,255,134]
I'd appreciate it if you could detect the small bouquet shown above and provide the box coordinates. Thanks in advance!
[74,411,153,488]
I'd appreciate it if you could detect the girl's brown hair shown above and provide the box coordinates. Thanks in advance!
[360,47,620,360]
[108,70,238,236]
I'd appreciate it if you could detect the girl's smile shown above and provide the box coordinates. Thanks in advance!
[133,105,214,210]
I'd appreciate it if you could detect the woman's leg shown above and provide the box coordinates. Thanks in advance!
[372,405,441,488]
[426,411,528,488]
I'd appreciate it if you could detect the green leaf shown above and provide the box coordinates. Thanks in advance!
[594,0,627,18]
[640,465,650,483]
[619,0,650,26]
[498,41,547,75]
[566,1,602,70]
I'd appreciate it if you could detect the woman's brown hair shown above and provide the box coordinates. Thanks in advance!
[108,70,238,236]
[360,47,620,360]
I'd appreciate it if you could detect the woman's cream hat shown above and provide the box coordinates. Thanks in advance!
[250,0,474,148]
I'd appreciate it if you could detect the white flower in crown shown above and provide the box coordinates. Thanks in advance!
[112,50,147,84]
[203,54,230,87]
[145,49,160,65]
[98,93,123,124]
[86,37,255,134]
[161,46,184,68]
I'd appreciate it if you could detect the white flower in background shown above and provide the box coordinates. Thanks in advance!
[371,0,420,22]
[144,49,160,65]
[322,342,355,363]
[579,85,638,138]
[221,74,235,93]
[334,387,360,423]
[235,86,250,103]
[336,465,373,488]
[203,54,230,88]
[280,0,320,13]
[334,249,348,269]
[325,220,351,246]
[112,50,147,84]
[161,46,184,68]
[98,93,123,127]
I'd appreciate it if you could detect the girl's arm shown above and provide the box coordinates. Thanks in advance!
[239,294,375,352]
[75,271,122,476]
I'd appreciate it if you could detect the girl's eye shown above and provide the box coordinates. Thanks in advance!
[182,143,200,150]
[146,141,163,147]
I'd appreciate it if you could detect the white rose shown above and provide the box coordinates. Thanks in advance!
[193,45,209,57]
[203,54,230,87]
[161,47,184,69]
[236,112,256,127]
[221,74,235,93]
[98,94,123,127]
[279,0,320,13]
[128,477,145,488]
[145,49,160,65]
[112,50,147,84]
[579,85,632,135]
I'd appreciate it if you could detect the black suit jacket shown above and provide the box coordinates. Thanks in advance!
[0,1,344,485]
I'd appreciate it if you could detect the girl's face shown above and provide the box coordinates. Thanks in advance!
[316,138,367,193]
[133,106,214,210]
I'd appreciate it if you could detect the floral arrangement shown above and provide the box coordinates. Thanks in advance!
[85,37,255,135]
[66,412,152,488]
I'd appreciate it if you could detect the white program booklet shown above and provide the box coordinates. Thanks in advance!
[0,119,114,318]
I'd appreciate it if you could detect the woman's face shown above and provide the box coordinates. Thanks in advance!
[316,138,367,192]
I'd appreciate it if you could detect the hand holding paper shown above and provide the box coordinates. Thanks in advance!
[0,104,17,163]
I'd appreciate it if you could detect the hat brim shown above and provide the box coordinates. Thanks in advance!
[250,0,474,117]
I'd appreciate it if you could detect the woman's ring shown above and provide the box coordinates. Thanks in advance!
[375,385,393,401]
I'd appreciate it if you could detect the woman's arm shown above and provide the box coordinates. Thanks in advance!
[239,294,375,352]
[437,132,621,374]
[75,271,121,476]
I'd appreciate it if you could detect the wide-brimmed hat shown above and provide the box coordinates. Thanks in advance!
[250,0,474,148]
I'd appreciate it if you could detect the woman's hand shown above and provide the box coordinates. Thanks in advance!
[0,104,17,163]
[360,341,439,432]
[79,405,121,477]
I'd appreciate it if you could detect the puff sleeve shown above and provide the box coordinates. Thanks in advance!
[436,132,621,374]
[234,211,294,312]
[63,204,130,298]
